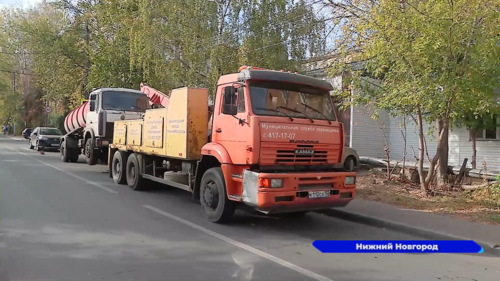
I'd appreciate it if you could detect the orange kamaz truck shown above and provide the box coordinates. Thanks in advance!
[108,66,356,223]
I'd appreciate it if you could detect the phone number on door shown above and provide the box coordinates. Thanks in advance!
[263,132,296,139]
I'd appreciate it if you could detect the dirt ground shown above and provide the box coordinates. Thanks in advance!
[356,169,500,225]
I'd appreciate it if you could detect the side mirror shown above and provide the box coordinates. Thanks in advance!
[222,86,237,115]
[89,100,96,111]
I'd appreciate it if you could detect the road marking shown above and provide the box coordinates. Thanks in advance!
[7,147,118,194]
[143,205,334,281]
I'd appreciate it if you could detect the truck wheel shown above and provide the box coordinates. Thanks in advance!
[61,141,70,162]
[126,153,146,191]
[69,149,79,163]
[199,167,235,223]
[112,151,128,185]
[85,138,99,166]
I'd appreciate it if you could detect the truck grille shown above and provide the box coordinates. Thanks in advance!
[260,143,340,165]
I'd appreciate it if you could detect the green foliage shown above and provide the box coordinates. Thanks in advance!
[49,113,65,132]
[332,0,500,124]
[0,0,328,113]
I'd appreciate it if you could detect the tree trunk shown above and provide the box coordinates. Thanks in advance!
[469,128,477,169]
[416,107,428,194]
[436,118,449,187]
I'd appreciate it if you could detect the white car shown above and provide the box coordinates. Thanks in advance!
[335,146,359,172]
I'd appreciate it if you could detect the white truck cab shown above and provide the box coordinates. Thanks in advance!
[61,88,149,165]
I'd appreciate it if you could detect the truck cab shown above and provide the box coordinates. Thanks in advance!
[199,67,356,218]
[61,88,149,165]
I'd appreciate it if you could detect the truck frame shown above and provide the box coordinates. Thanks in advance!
[108,67,357,223]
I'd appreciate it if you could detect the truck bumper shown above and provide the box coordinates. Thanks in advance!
[241,170,356,214]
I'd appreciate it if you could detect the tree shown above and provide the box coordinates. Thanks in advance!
[329,0,500,193]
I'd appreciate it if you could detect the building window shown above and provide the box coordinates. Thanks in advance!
[474,115,499,140]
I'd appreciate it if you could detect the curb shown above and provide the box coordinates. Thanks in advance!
[317,209,500,256]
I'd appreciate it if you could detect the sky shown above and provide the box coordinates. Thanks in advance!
[0,0,43,9]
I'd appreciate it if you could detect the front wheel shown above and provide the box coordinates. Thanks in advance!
[85,138,99,166]
[200,167,235,223]
[61,141,70,162]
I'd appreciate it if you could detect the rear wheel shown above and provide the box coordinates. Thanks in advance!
[200,167,235,223]
[85,138,99,166]
[126,153,146,191]
[112,151,128,185]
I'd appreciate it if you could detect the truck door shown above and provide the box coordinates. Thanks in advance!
[87,92,99,136]
[212,85,249,164]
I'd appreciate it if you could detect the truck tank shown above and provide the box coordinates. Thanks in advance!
[64,102,89,134]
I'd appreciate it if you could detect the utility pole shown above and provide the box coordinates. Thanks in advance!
[45,100,49,127]
[13,72,17,134]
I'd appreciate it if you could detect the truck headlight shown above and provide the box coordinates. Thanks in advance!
[261,178,283,188]
[345,176,356,185]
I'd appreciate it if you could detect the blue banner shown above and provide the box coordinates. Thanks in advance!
[313,240,483,253]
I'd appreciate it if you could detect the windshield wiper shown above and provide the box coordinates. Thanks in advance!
[277,106,314,123]
[104,103,129,112]
[301,103,332,124]
[255,107,293,121]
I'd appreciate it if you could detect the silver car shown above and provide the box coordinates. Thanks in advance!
[335,146,359,172]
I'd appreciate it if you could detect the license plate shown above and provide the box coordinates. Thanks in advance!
[51,144,60,147]
[309,191,330,199]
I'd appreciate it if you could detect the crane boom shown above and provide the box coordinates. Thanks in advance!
[140,83,170,108]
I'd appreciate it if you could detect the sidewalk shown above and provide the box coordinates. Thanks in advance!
[321,199,500,254]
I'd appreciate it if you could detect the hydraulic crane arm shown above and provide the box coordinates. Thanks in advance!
[140,82,170,108]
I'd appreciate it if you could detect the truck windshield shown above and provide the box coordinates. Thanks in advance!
[102,91,149,112]
[248,81,336,121]
[40,128,62,135]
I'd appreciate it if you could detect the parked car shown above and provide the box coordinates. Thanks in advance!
[335,146,360,172]
[22,128,33,139]
[29,127,63,151]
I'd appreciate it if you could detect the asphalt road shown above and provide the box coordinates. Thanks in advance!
[0,135,498,281]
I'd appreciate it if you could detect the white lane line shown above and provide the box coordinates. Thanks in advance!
[144,205,333,281]
[7,147,118,194]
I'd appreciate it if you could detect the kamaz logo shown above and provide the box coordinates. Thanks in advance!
[290,140,319,144]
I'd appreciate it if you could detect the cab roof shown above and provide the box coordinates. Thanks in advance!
[237,69,334,91]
